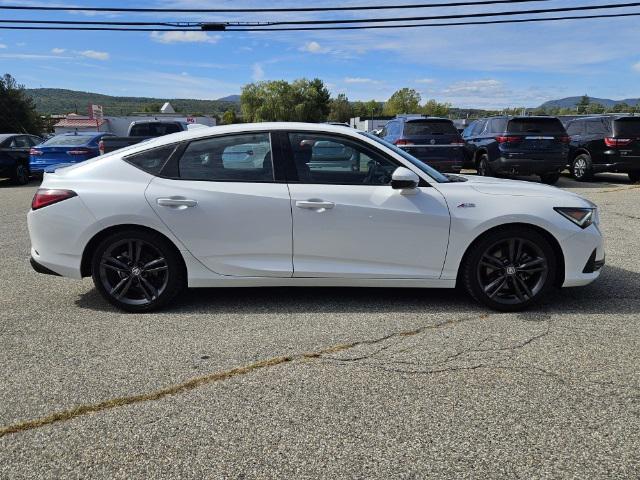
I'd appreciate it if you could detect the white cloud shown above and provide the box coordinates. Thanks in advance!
[633,62,640,72]
[415,78,435,84]
[344,77,380,84]
[0,43,6,49]
[300,41,329,54]
[51,48,66,54]
[150,31,220,44]
[252,63,265,81]
[442,79,504,96]
[79,50,110,61]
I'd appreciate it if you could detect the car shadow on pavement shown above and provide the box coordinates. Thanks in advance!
[74,265,640,316]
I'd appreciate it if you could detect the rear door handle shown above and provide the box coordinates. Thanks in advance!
[157,197,198,208]
[296,200,335,210]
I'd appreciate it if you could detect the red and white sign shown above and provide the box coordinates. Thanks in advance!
[89,104,104,121]
[186,116,196,123]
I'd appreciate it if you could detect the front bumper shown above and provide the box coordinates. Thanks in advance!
[561,224,605,287]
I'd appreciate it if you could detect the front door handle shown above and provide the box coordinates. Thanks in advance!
[296,200,335,210]
[157,197,198,208]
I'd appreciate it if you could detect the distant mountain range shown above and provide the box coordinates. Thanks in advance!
[540,96,640,109]
[26,88,241,116]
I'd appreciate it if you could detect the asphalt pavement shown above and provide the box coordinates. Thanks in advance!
[0,173,638,479]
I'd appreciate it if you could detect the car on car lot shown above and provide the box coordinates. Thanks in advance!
[380,116,465,173]
[462,116,570,184]
[28,123,604,313]
[565,115,640,183]
[0,133,42,184]
[29,132,114,175]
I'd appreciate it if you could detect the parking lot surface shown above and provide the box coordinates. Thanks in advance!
[0,174,638,479]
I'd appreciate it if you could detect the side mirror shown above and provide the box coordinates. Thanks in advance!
[391,167,420,192]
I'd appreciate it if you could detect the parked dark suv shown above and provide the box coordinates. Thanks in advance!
[565,115,640,183]
[462,116,570,184]
[0,133,42,185]
[380,116,465,173]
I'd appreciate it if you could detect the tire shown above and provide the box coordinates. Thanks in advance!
[571,154,593,181]
[629,171,640,184]
[91,229,186,312]
[11,163,30,185]
[477,153,493,177]
[539,172,560,185]
[461,226,557,312]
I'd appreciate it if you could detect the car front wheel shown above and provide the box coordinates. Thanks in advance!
[462,227,557,312]
[477,154,493,177]
[629,171,640,184]
[91,230,185,312]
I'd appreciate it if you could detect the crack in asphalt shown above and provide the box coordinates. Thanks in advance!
[0,312,489,438]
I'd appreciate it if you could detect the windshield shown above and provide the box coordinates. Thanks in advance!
[613,117,640,137]
[43,135,96,146]
[404,120,458,136]
[361,132,450,183]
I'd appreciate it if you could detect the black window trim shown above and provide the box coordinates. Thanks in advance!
[281,129,431,187]
[156,130,283,184]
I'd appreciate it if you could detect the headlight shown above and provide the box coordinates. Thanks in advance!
[554,207,595,229]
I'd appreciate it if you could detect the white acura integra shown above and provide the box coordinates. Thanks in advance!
[28,123,604,312]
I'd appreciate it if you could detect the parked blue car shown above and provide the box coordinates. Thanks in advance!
[29,132,114,175]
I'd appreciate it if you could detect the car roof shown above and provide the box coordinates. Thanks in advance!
[0,133,18,142]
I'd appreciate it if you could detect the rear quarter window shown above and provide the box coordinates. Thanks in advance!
[124,144,177,175]
[507,118,566,135]
[613,118,640,137]
[403,120,458,136]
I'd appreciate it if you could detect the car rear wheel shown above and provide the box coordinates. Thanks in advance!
[477,154,493,177]
[571,154,593,181]
[91,230,186,312]
[462,227,557,312]
[629,171,640,184]
[12,163,30,185]
[539,172,560,185]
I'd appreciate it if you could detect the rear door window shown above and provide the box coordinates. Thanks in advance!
[125,144,178,175]
[507,118,566,135]
[613,118,640,137]
[566,121,583,136]
[486,118,507,134]
[585,121,606,135]
[403,120,458,136]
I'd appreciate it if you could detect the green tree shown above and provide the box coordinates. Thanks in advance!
[143,102,162,113]
[585,102,606,114]
[328,93,353,123]
[0,74,43,134]
[609,102,631,113]
[353,100,383,119]
[221,109,237,125]
[241,78,331,123]
[422,99,451,117]
[577,94,590,114]
[383,88,422,116]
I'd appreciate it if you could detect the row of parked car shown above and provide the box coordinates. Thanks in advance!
[2,114,639,186]
[378,114,640,184]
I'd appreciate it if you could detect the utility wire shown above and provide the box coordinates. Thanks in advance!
[0,0,552,14]
[0,12,639,31]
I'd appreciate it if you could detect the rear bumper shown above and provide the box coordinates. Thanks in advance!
[492,156,567,175]
[594,152,640,173]
[30,256,61,276]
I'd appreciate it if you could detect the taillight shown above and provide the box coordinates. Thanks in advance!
[31,189,77,210]
[495,136,522,144]
[450,137,465,146]
[394,139,414,146]
[67,148,92,156]
[98,140,104,155]
[558,135,571,143]
[30,148,43,156]
[604,137,633,147]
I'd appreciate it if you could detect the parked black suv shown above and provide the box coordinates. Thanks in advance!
[462,116,570,184]
[0,133,42,185]
[380,116,465,173]
[565,115,640,183]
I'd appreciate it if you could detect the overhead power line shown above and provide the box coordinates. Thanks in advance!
[0,0,552,13]
[1,12,640,31]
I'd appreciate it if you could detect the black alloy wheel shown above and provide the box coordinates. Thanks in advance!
[462,227,556,311]
[477,154,493,177]
[91,230,185,312]
[12,163,30,185]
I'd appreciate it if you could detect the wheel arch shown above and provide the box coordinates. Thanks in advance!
[80,224,187,278]
[571,148,591,162]
[455,222,565,288]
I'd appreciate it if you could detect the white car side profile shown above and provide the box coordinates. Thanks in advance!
[27,122,605,312]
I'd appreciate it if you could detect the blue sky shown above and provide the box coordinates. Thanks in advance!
[1,0,640,108]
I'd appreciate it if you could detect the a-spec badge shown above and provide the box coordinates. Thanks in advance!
[457,203,476,208]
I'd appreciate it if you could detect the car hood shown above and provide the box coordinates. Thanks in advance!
[455,175,590,204]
